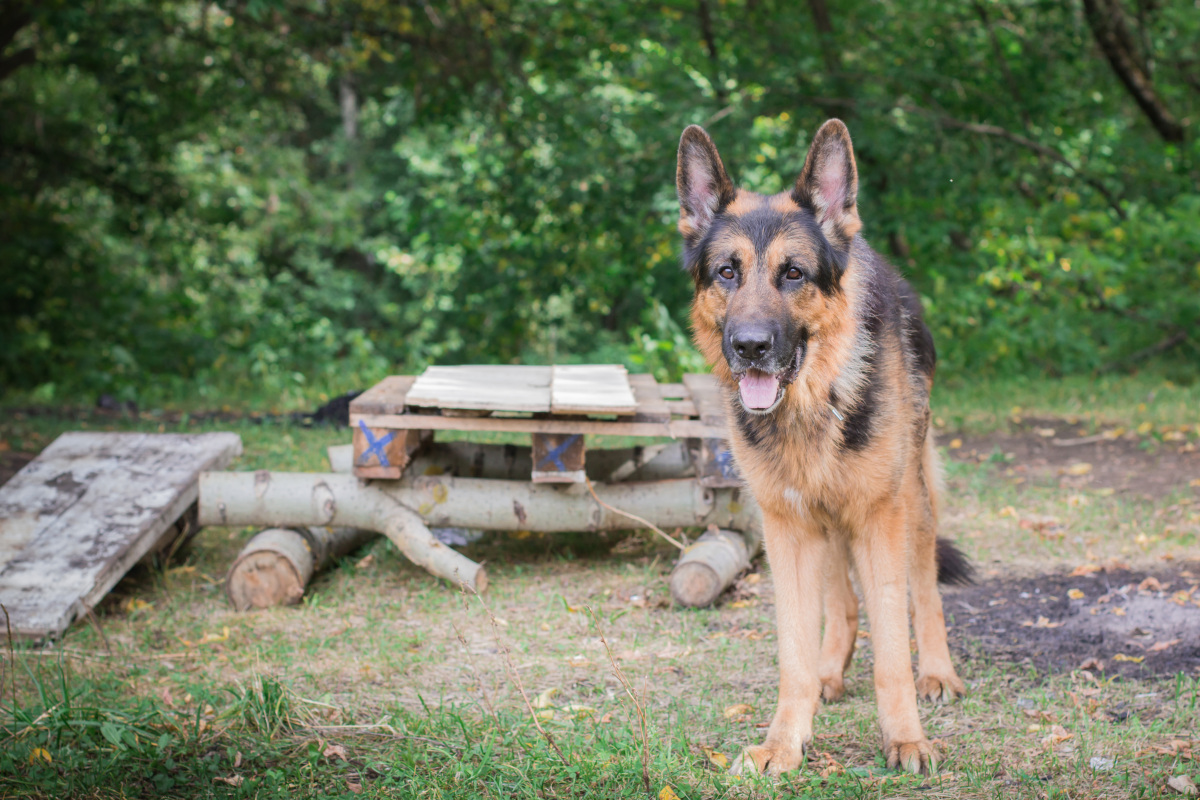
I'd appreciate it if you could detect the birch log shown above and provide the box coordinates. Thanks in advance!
[226,526,377,610]
[669,529,750,607]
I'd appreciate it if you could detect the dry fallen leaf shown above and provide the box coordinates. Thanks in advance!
[1022,616,1064,629]
[1066,462,1093,476]
[323,744,349,761]
[1070,564,1102,577]
[1068,589,1086,600]
[701,745,729,769]
[658,786,681,800]
[355,553,375,569]
[214,776,244,787]
[533,687,559,709]
[727,599,758,609]
[346,780,363,794]
[1112,653,1145,663]
[1036,428,1056,438]
[1079,657,1105,671]
[1168,774,1198,796]
[1148,639,1182,653]
[723,703,754,720]
[949,438,963,450]
[1041,724,1074,748]
[1138,577,1166,593]
[28,748,52,765]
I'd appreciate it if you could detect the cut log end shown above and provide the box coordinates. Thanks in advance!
[669,529,750,608]
[670,561,724,608]
[227,549,307,611]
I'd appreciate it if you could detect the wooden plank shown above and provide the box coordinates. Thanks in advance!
[665,399,698,417]
[0,432,242,639]
[549,364,637,416]
[531,433,586,483]
[659,383,687,399]
[350,411,727,439]
[628,373,671,423]
[406,365,552,412]
[682,373,727,426]
[350,375,416,417]
[352,426,427,480]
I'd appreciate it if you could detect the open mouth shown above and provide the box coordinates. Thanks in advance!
[735,344,805,413]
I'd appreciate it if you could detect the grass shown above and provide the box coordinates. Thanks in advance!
[2,372,1199,798]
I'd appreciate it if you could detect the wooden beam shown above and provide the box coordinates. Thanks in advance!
[348,412,726,439]
[349,375,416,417]
[531,433,586,483]
[352,426,427,480]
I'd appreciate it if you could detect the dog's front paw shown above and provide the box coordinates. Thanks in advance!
[885,738,937,775]
[916,671,965,704]
[729,741,806,778]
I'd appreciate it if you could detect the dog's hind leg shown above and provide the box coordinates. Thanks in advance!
[818,537,858,702]
[910,524,966,703]
[731,511,827,777]
[910,438,966,703]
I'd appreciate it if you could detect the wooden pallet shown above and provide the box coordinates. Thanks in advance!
[348,367,739,486]
[0,432,242,639]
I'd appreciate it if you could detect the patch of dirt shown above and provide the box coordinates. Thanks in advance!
[947,416,1199,500]
[945,561,1200,679]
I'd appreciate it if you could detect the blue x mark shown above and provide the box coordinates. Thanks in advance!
[538,434,581,471]
[358,421,395,466]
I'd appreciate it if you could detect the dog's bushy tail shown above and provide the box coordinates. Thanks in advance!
[936,537,975,586]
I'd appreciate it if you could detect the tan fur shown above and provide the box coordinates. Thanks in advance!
[681,124,964,777]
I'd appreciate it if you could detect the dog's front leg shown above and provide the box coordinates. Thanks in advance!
[731,510,826,777]
[851,500,934,774]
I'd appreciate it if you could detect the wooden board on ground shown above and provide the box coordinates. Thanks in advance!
[0,432,242,640]
[406,365,553,412]
[549,364,637,416]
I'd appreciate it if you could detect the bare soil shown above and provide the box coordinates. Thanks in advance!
[943,561,1200,679]
[947,416,1200,500]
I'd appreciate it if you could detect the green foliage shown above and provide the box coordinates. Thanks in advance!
[1,0,1197,403]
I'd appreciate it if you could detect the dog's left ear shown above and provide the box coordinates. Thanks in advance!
[792,119,862,247]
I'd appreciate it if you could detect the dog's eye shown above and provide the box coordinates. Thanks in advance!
[785,266,803,281]
[717,265,735,280]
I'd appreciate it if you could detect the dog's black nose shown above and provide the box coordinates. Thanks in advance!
[731,326,774,360]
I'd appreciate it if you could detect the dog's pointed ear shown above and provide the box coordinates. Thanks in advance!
[676,125,736,242]
[792,119,862,246]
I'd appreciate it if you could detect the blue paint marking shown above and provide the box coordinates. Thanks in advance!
[538,434,581,471]
[714,446,738,478]
[358,421,396,466]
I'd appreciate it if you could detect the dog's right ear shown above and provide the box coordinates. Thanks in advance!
[676,125,735,243]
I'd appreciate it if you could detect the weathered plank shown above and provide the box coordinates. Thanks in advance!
[0,432,242,639]
[349,411,725,439]
[628,373,672,423]
[349,375,416,417]
[549,364,637,416]
[406,365,553,412]
[682,373,727,426]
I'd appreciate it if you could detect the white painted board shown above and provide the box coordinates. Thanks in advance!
[550,364,638,415]
[405,365,553,412]
[0,432,242,639]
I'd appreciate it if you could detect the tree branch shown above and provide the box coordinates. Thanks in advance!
[1080,0,1183,142]
[696,0,725,105]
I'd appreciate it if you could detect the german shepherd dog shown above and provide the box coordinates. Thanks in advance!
[675,119,971,776]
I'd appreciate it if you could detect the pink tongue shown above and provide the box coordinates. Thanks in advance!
[739,371,780,409]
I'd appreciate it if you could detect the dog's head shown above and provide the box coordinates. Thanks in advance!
[676,119,861,414]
